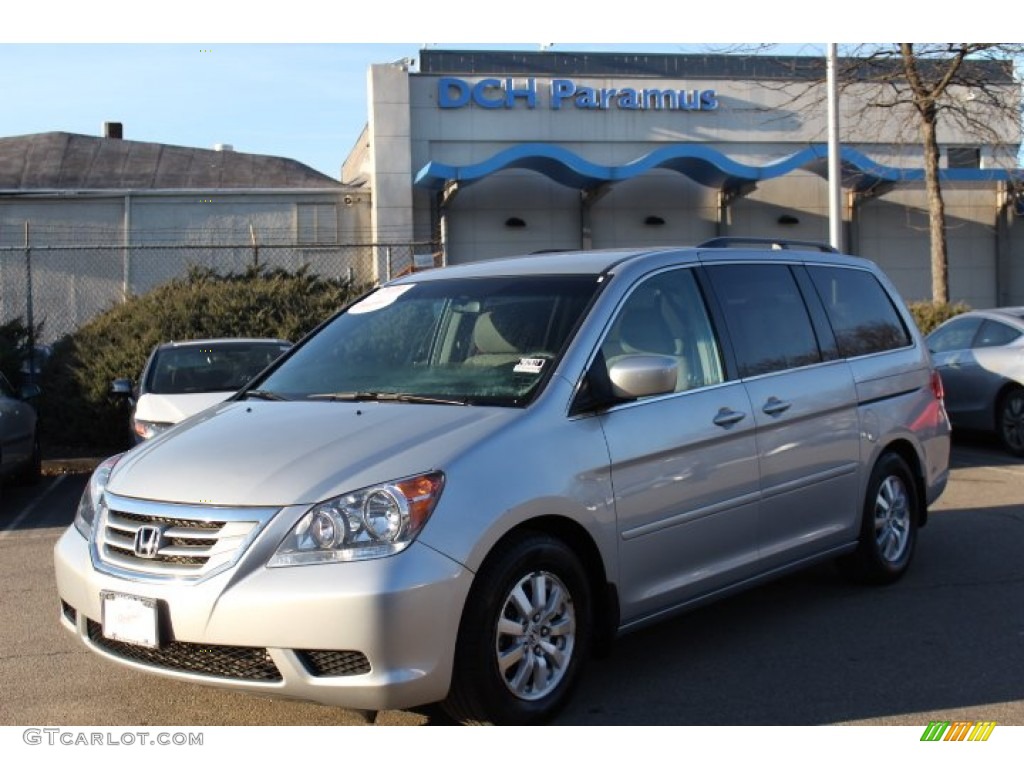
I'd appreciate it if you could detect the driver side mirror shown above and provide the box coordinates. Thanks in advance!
[111,378,133,396]
[607,355,678,400]
[111,378,136,405]
[572,354,678,415]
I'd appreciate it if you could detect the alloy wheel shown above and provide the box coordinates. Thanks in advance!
[495,570,576,701]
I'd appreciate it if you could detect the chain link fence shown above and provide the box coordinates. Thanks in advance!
[0,240,439,344]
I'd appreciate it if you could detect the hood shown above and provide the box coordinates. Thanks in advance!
[109,400,520,507]
[134,392,233,424]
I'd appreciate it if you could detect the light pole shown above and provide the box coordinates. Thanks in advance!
[827,43,843,252]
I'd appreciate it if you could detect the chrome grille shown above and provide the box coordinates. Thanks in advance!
[95,493,278,582]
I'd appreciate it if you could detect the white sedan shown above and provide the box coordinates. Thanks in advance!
[112,338,291,443]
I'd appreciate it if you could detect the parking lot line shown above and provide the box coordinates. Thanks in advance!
[0,474,68,538]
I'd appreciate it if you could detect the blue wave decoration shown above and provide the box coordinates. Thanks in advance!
[414,143,1020,192]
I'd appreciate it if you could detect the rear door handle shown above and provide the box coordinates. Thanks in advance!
[713,408,746,428]
[762,397,792,416]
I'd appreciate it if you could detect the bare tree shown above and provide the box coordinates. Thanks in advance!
[838,44,1022,303]
[714,43,1022,303]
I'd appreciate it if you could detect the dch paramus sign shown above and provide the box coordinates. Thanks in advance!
[438,77,718,112]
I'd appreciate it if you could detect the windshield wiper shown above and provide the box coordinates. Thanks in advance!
[307,391,469,406]
[381,393,469,406]
[243,389,290,401]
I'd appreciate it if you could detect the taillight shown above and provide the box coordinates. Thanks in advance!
[930,370,945,401]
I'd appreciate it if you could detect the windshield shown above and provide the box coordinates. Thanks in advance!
[146,342,291,395]
[257,275,602,406]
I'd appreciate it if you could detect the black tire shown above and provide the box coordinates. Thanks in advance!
[840,453,919,585]
[996,387,1024,457]
[443,531,592,725]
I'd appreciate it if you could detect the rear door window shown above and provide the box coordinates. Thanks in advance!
[927,316,982,353]
[704,264,821,377]
[807,266,912,357]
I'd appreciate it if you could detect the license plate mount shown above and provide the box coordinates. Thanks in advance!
[101,591,160,649]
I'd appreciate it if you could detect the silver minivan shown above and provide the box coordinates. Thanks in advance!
[55,241,950,724]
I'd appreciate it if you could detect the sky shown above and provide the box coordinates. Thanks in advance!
[3,2,998,180]
[0,41,828,180]
[0,43,425,178]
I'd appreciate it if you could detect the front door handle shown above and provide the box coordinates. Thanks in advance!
[713,408,746,428]
[762,397,792,416]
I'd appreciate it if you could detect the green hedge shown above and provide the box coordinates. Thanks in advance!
[39,266,366,453]
[907,300,971,336]
[32,274,976,454]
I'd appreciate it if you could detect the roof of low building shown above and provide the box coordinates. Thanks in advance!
[0,132,343,190]
[418,49,1017,82]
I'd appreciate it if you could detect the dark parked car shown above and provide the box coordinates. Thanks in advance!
[926,307,1024,455]
[0,372,41,484]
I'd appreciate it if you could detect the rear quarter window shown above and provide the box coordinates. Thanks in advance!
[975,319,1022,348]
[807,266,912,357]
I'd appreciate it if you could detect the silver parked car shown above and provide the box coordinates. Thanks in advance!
[55,241,950,724]
[926,307,1024,456]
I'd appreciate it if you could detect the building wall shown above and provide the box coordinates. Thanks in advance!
[0,190,371,342]
[1009,212,1024,305]
[856,186,1000,308]
[0,192,370,247]
[380,61,1024,304]
[0,198,126,340]
[367,63,415,281]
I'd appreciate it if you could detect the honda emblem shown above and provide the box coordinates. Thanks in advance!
[133,525,164,559]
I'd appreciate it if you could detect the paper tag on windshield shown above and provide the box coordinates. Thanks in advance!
[348,285,414,314]
[514,358,546,374]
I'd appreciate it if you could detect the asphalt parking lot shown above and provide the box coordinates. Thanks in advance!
[1,436,1022,726]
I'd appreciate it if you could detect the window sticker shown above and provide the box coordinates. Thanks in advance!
[348,285,414,314]
[514,358,547,374]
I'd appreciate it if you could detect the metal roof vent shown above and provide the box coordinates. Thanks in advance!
[103,122,123,140]
[214,144,234,152]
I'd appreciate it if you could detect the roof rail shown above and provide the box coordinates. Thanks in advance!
[697,237,839,253]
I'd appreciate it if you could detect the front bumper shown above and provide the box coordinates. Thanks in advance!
[54,526,473,712]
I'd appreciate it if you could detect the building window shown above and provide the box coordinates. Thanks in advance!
[947,147,981,169]
[298,204,339,244]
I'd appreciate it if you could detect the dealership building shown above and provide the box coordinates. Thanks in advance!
[343,49,1024,308]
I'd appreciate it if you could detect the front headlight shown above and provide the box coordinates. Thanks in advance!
[74,454,123,539]
[132,418,173,441]
[268,471,445,566]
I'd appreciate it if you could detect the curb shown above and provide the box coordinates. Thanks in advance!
[42,457,104,475]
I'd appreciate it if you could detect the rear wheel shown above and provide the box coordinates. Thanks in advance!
[841,453,918,584]
[997,387,1024,457]
[443,531,592,725]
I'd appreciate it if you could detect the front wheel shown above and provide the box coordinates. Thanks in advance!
[443,531,592,725]
[840,453,919,585]
[997,387,1024,457]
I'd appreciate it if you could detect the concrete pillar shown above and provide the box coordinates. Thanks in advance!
[367,63,414,283]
